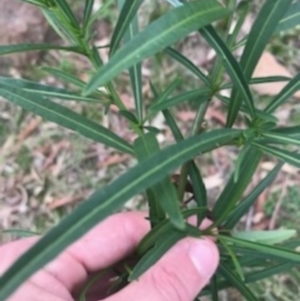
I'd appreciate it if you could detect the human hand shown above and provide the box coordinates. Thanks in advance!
[0,212,219,301]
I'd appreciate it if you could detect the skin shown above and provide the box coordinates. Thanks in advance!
[0,212,219,301]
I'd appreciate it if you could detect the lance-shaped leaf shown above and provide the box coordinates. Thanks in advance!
[118,0,144,122]
[265,73,300,113]
[224,162,283,229]
[276,2,300,33]
[260,131,300,146]
[149,88,211,113]
[219,235,300,263]
[212,147,262,224]
[83,0,228,95]
[83,0,95,28]
[227,0,293,126]
[250,141,300,168]
[199,26,256,122]
[0,84,133,154]
[0,129,241,301]
[219,263,259,301]
[0,77,103,103]
[271,126,300,139]
[134,133,185,230]
[53,0,79,29]
[0,44,83,55]
[110,0,144,56]
[232,229,296,245]
[164,47,210,86]
[129,229,186,281]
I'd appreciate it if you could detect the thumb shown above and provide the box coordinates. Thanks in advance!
[105,238,219,301]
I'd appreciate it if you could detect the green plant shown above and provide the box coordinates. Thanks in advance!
[0,0,300,300]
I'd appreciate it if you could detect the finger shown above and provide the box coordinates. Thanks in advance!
[0,211,150,291]
[105,237,219,301]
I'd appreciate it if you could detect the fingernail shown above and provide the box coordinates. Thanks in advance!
[188,240,218,279]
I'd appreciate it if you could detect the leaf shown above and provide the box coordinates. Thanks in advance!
[224,162,283,229]
[0,128,241,301]
[53,0,79,29]
[265,72,300,113]
[1,229,40,238]
[119,1,144,122]
[83,0,228,95]
[110,0,144,56]
[220,235,300,263]
[227,0,293,126]
[219,237,245,281]
[41,67,83,88]
[0,77,102,103]
[129,229,186,281]
[83,0,95,29]
[271,126,300,139]
[0,44,83,56]
[240,0,293,80]
[250,141,300,168]
[149,88,211,113]
[212,148,262,225]
[119,110,139,124]
[252,52,300,98]
[0,84,133,154]
[219,263,258,301]
[164,47,210,86]
[134,133,185,230]
[261,131,300,146]
[232,230,296,245]
[210,276,219,301]
[276,2,300,33]
[199,26,256,124]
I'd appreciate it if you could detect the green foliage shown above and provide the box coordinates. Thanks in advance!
[0,1,299,300]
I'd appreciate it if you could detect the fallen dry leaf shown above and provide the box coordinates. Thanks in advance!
[253,51,300,98]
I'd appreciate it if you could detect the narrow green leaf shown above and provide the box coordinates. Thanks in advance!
[0,128,241,301]
[1,229,40,238]
[164,47,210,86]
[219,263,258,301]
[213,147,262,224]
[0,44,83,55]
[241,0,293,80]
[121,3,144,123]
[210,276,219,301]
[83,0,95,28]
[20,0,48,8]
[199,26,256,123]
[84,0,228,95]
[53,0,79,29]
[261,131,300,146]
[119,110,139,124]
[220,76,291,90]
[87,0,115,29]
[220,235,300,263]
[250,141,300,168]
[227,0,293,127]
[137,208,205,256]
[129,229,186,281]
[151,83,207,224]
[219,237,245,281]
[149,88,211,113]
[134,133,185,230]
[265,73,300,113]
[276,2,300,33]
[233,145,250,183]
[271,126,300,139]
[41,67,88,90]
[232,230,296,245]
[0,77,102,103]
[0,84,133,154]
[110,0,144,56]
[224,162,283,229]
